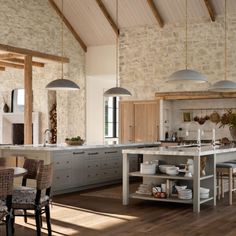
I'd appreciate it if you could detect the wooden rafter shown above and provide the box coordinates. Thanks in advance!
[4,58,44,67]
[204,0,215,22]
[147,0,164,28]
[96,0,119,36]
[0,43,69,63]
[48,0,87,52]
[0,53,20,59]
[0,66,5,71]
[0,61,24,69]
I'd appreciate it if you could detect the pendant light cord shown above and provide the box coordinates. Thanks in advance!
[116,0,119,87]
[185,0,188,70]
[225,0,227,81]
[61,0,64,79]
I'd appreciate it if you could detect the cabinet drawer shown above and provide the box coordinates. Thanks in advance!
[85,160,100,170]
[86,172,101,183]
[104,149,122,157]
[53,169,72,189]
[87,150,103,159]
[54,157,72,170]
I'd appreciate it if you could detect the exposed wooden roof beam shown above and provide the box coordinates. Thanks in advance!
[0,44,69,63]
[95,0,119,36]
[0,66,5,71]
[4,58,45,67]
[0,53,20,59]
[48,0,87,52]
[0,61,24,69]
[147,0,164,28]
[204,0,215,22]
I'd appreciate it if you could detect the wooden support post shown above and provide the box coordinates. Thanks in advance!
[24,55,33,144]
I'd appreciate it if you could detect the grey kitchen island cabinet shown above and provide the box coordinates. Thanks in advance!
[0,143,160,195]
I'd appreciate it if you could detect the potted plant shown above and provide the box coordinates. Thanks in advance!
[220,109,236,140]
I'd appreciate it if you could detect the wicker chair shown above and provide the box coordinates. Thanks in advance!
[20,159,44,223]
[0,168,14,236]
[12,163,53,236]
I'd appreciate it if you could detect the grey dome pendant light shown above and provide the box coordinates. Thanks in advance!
[46,0,79,90]
[166,0,207,83]
[104,0,131,97]
[209,0,236,92]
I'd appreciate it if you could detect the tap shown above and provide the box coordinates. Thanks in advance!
[43,129,52,147]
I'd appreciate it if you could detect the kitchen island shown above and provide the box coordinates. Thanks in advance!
[0,142,160,195]
[122,145,236,213]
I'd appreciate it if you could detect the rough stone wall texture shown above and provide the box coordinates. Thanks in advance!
[119,15,236,100]
[0,0,85,143]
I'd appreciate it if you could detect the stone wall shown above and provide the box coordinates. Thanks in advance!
[0,0,85,143]
[119,15,236,100]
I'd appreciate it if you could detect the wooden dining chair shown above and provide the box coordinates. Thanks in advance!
[0,168,14,236]
[12,163,53,236]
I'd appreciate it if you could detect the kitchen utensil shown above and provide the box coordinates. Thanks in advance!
[166,166,179,176]
[200,187,210,194]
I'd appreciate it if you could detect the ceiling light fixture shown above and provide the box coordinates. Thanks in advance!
[46,0,79,90]
[166,0,207,83]
[209,0,236,92]
[104,0,131,97]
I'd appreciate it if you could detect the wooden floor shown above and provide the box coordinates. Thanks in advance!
[2,184,236,236]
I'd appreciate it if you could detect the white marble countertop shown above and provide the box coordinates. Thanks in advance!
[122,144,236,156]
[0,142,161,151]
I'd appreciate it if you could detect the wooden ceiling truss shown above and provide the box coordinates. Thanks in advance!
[48,0,87,52]
[147,0,164,28]
[203,0,216,22]
[96,0,119,36]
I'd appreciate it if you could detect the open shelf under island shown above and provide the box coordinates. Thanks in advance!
[122,145,236,213]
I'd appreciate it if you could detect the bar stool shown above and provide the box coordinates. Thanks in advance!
[216,162,236,205]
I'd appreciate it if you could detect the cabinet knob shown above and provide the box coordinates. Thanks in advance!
[88,152,98,155]
[73,151,85,155]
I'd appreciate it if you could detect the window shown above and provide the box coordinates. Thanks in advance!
[104,97,119,138]
[11,89,25,112]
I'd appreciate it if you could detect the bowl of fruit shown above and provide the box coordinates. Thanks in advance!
[65,136,85,146]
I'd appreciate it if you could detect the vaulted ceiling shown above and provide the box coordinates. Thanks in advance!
[51,0,236,51]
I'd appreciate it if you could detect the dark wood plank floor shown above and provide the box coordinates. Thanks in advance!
[1,184,236,236]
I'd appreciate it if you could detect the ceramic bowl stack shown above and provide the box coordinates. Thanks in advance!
[178,189,192,200]
[200,187,210,199]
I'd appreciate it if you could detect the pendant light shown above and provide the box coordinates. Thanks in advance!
[46,0,79,90]
[166,0,207,83]
[104,0,131,97]
[209,0,236,92]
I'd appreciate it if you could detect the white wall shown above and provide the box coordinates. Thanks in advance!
[86,45,116,144]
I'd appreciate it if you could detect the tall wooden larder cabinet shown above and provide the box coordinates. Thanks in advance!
[119,100,160,143]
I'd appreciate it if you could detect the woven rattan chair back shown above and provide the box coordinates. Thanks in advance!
[0,168,14,199]
[23,159,44,181]
[37,163,53,190]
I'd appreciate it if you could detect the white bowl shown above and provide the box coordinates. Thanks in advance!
[166,167,179,176]
[200,187,210,194]
[200,193,209,199]
[175,185,187,192]
[159,165,175,174]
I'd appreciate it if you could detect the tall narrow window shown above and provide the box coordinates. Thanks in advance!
[104,97,119,138]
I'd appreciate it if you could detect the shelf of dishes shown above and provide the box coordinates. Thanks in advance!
[129,171,214,181]
[130,193,213,205]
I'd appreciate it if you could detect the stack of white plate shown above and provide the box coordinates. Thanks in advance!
[178,189,192,200]
[200,187,210,199]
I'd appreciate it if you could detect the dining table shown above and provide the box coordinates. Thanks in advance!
[0,167,27,177]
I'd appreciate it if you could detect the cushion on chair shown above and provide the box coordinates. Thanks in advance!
[0,200,7,213]
[12,186,49,207]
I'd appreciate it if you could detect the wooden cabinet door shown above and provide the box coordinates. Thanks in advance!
[134,101,160,142]
[119,101,134,143]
